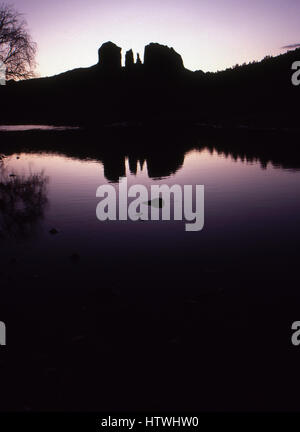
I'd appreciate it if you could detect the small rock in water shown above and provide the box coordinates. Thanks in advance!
[146,198,164,208]
[49,228,59,235]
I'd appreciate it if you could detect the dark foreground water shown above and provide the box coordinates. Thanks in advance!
[0,128,300,411]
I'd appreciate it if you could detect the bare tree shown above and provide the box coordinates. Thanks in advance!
[0,3,37,80]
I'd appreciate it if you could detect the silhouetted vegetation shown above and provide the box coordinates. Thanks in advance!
[0,41,299,128]
[0,159,48,238]
[0,3,37,79]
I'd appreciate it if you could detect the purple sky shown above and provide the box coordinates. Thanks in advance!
[13,0,300,77]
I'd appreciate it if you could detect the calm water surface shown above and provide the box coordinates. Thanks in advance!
[1,145,300,294]
[1,135,300,411]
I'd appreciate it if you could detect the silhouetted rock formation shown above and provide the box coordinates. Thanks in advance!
[136,53,142,65]
[125,49,134,68]
[98,41,122,71]
[144,43,184,74]
[2,41,300,129]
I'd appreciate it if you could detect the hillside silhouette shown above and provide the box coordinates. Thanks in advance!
[0,41,299,128]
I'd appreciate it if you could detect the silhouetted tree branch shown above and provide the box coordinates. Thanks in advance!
[0,156,48,238]
[0,3,37,79]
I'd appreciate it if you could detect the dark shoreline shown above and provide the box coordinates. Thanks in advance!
[1,125,300,173]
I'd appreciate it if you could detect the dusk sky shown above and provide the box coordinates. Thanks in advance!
[14,0,300,77]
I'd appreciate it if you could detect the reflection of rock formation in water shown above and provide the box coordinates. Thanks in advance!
[128,155,138,175]
[1,128,300,183]
[146,151,185,178]
[139,158,145,171]
[102,155,126,183]
[100,150,185,182]
[0,166,48,238]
